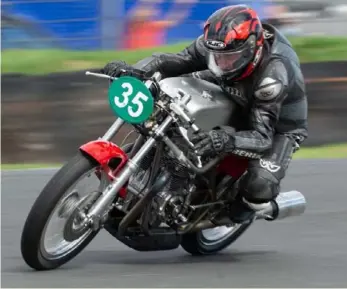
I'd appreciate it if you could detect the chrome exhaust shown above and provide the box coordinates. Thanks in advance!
[256,190,307,221]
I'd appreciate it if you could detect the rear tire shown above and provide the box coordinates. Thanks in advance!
[20,151,101,270]
[180,221,253,255]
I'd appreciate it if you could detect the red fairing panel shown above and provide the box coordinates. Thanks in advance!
[79,140,128,182]
[217,154,249,179]
[80,140,128,167]
[80,140,129,198]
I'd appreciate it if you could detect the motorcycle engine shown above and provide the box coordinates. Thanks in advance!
[153,150,191,224]
[128,131,196,226]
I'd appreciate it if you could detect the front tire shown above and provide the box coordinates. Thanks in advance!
[20,151,102,270]
[180,221,253,255]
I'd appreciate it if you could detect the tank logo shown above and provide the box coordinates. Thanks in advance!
[202,90,214,100]
[205,40,226,49]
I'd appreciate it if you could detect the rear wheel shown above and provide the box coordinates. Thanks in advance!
[20,151,105,270]
[180,221,253,255]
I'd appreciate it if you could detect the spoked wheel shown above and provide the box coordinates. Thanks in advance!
[180,221,253,255]
[20,151,108,270]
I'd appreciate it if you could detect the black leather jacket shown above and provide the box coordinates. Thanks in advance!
[135,24,308,156]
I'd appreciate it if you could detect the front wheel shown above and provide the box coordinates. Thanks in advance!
[180,222,253,255]
[20,151,104,270]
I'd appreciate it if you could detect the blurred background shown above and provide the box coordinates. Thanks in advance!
[1,0,347,165]
[2,0,347,50]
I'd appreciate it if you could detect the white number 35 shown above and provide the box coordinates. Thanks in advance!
[113,82,149,118]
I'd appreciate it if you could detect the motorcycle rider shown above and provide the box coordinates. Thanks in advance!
[101,5,308,223]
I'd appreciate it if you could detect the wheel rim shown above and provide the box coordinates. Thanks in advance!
[199,224,243,246]
[39,167,107,260]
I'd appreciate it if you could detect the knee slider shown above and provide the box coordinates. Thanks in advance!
[238,168,280,204]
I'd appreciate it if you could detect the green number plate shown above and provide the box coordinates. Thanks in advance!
[108,76,154,124]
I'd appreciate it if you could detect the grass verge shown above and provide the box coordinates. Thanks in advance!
[1,144,346,170]
[293,143,347,159]
[1,163,61,170]
[2,36,347,75]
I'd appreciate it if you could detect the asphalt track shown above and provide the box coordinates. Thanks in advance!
[2,159,347,287]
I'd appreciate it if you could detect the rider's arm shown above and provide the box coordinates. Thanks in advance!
[136,35,208,78]
[230,59,290,154]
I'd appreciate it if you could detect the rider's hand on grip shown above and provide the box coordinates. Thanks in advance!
[101,60,147,80]
[191,128,236,158]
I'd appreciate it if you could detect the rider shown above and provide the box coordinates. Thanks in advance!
[101,5,308,223]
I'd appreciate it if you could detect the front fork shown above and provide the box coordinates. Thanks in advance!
[86,116,173,229]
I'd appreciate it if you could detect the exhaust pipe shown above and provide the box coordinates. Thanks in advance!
[178,217,233,233]
[178,191,306,232]
[256,190,306,221]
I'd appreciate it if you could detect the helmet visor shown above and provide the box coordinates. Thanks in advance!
[206,47,254,77]
[205,36,256,77]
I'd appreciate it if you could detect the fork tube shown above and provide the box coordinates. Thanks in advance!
[101,118,125,141]
[87,115,173,220]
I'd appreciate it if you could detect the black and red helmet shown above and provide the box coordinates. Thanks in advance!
[203,5,264,80]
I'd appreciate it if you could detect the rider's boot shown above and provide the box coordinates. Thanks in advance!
[227,194,271,223]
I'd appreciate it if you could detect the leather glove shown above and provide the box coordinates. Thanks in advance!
[101,60,146,80]
[191,128,235,158]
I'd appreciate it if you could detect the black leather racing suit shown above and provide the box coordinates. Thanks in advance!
[134,24,308,205]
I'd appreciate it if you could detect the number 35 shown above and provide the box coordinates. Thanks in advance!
[114,82,149,118]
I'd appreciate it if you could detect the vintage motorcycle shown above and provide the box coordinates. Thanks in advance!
[20,66,306,271]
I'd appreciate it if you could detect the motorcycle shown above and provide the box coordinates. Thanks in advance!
[20,67,306,271]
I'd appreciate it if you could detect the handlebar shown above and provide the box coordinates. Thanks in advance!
[85,71,116,80]
[85,70,161,99]
[85,70,162,83]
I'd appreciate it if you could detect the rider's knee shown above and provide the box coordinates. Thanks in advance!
[238,167,280,203]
